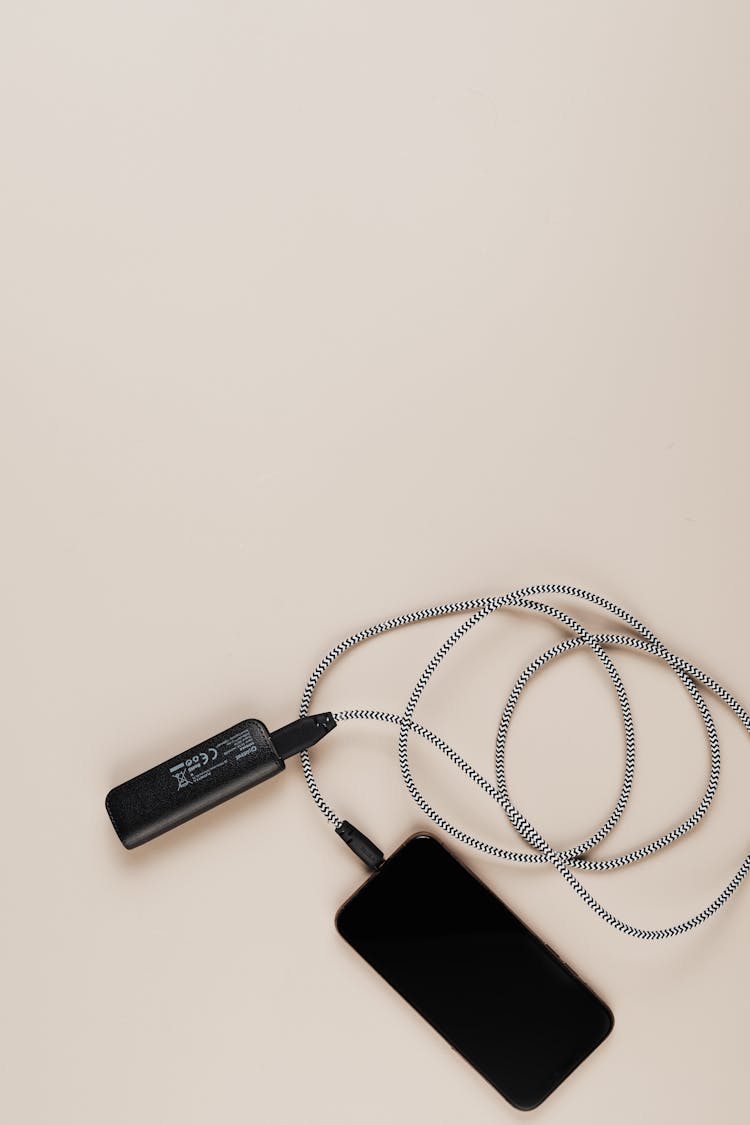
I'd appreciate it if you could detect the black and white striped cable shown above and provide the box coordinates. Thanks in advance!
[297,585,750,940]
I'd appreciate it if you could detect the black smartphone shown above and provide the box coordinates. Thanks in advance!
[335,834,613,1111]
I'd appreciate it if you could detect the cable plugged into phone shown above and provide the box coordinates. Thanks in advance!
[335,819,385,871]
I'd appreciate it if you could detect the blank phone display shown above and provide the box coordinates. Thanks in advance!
[335,834,613,1111]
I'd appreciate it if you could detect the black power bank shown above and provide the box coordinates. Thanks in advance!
[106,714,335,849]
[336,834,613,1111]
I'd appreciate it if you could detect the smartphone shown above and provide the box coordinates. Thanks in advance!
[335,834,613,1111]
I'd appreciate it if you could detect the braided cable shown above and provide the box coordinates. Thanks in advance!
[297,585,750,939]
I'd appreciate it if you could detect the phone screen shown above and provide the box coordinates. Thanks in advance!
[335,834,613,1110]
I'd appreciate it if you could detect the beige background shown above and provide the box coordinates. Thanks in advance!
[2,3,750,1123]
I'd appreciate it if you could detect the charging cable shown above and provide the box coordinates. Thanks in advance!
[297,584,750,940]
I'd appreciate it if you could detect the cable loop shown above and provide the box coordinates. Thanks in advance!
[298,586,750,939]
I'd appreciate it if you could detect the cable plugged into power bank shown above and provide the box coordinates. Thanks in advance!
[271,712,336,758]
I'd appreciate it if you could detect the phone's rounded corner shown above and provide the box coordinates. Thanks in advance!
[333,902,347,936]
[401,829,439,851]
[334,892,361,941]
[506,1095,542,1113]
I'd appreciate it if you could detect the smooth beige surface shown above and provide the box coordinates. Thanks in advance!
[3,4,750,1123]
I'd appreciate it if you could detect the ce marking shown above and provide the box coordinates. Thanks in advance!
[187,748,219,770]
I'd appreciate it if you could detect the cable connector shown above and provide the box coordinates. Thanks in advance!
[270,712,336,759]
[336,819,385,871]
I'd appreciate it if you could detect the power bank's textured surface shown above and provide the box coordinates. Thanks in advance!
[106,718,282,848]
[336,834,613,1110]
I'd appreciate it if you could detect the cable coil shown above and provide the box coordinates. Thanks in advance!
[298,585,750,939]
